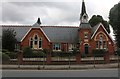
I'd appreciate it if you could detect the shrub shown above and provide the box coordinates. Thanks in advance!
[2,49,9,53]
[116,49,120,56]
[2,52,10,64]
[92,49,106,57]
[23,46,33,57]
[33,51,46,58]
[7,52,17,59]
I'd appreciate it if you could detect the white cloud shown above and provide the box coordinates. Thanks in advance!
[1,0,119,26]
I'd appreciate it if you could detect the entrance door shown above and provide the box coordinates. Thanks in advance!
[84,44,89,54]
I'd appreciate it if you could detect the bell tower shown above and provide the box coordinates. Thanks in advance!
[80,0,88,23]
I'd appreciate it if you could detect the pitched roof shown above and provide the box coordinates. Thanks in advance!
[79,23,91,29]
[91,23,114,43]
[2,25,79,43]
[2,25,31,42]
[42,26,79,43]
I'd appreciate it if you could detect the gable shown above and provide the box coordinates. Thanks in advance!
[91,23,114,43]
[21,27,50,42]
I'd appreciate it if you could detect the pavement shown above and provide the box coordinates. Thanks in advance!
[2,69,119,77]
[1,63,119,70]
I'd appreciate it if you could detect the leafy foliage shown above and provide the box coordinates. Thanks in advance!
[2,52,10,64]
[2,28,17,52]
[109,3,120,48]
[23,46,33,57]
[116,49,120,56]
[89,15,110,33]
[92,49,106,57]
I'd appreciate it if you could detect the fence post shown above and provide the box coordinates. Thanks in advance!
[17,50,23,68]
[76,53,81,64]
[46,52,51,64]
[104,51,110,64]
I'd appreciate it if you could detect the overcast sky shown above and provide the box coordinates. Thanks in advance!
[1,0,119,26]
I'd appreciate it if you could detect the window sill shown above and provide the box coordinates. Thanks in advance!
[53,50,61,52]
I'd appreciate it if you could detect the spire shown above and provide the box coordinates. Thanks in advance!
[80,0,88,23]
[37,17,41,25]
[80,0,86,18]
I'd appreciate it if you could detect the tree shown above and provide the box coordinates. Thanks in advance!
[109,2,120,48]
[89,15,110,33]
[2,28,17,52]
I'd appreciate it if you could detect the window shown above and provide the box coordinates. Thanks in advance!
[34,35,38,45]
[30,38,33,48]
[29,34,43,49]
[69,44,76,51]
[84,32,88,38]
[53,43,61,51]
[39,38,42,48]
[103,41,107,49]
[96,41,99,49]
[99,36,103,49]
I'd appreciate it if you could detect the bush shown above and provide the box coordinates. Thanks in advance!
[23,46,33,57]
[2,49,9,53]
[32,51,46,58]
[7,52,17,59]
[116,49,120,56]
[92,49,106,57]
[2,53,10,64]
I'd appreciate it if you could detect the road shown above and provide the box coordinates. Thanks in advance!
[2,68,119,77]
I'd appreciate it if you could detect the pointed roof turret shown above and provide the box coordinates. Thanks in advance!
[32,18,41,27]
[80,0,86,19]
[79,0,91,29]
[80,0,89,24]
[37,17,41,25]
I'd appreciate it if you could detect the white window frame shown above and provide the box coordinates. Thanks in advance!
[53,43,61,51]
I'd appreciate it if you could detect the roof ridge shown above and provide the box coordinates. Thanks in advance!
[2,25,79,28]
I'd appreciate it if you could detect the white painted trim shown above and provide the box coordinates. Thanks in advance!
[94,31,108,41]
[40,28,51,42]
[21,28,32,42]
[91,23,114,43]
[21,27,51,42]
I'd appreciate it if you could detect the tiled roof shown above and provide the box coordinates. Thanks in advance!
[2,25,31,42]
[79,23,91,29]
[42,26,79,43]
[2,25,79,43]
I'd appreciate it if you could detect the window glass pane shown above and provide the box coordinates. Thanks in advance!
[84,32,88,38]
[30,41,33,48]
[103,41,107,49]
[39,38,42,48]
[53,43,61,50]
[96,41,99,48]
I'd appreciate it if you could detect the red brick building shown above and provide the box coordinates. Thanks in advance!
[2,1,115,63]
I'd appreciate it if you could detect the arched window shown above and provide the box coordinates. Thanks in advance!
[34,35,38,45]
[39,38,42,48]
[99,36,103,49]
[30,37,33,48]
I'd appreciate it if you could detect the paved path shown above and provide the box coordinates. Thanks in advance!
[1,63,119,69]
[2,69,119,77]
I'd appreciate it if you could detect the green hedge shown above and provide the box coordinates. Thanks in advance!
[23,46,33,57]
[116,49,120,56]
[2,52,10,64]
[92,49,106,57]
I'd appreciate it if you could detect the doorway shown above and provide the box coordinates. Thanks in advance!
[84,44,89,54]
